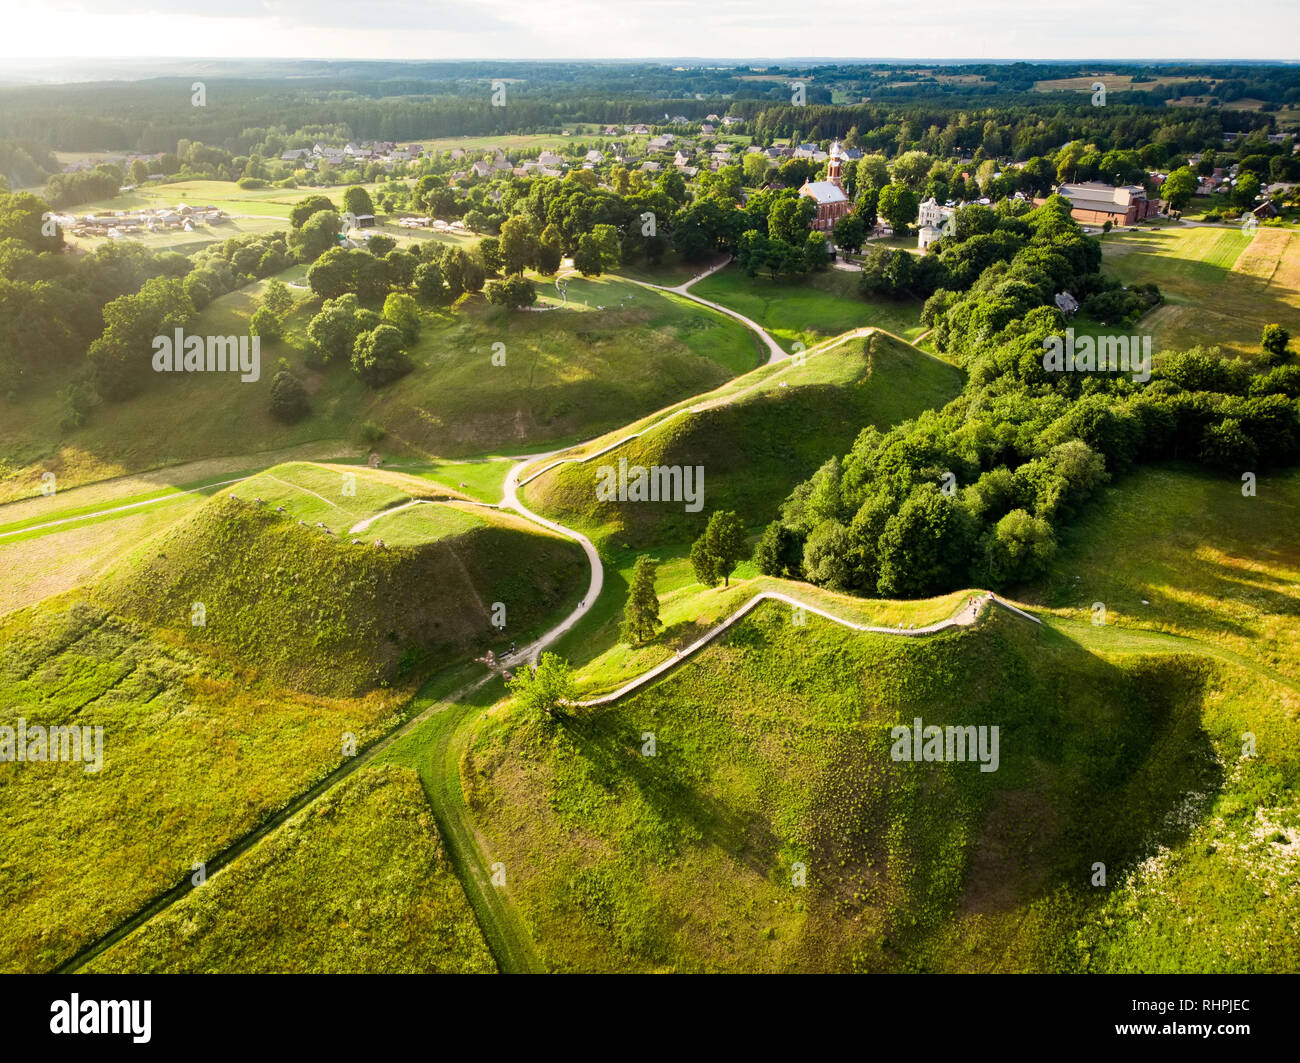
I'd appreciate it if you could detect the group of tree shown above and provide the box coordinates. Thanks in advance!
[755,205,1298,598]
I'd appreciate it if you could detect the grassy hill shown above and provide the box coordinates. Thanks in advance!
[94,463,587,696]
[86,766,495,973]
[1017,462,1300,971]
[0,595,407,972]
[459,603,1221,972]
[689,265,929,351]
[521,331,964,549]
[0,271,761,499]
[0,460,585,972]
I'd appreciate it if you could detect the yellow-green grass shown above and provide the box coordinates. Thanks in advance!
[1099,225,1300,358]
[999,461,1300,971]
[461,604,1225,971]
[1024,463,1300,687]
[228,460,455,535]
[86,766,494,974]
[521,331,964,549]
[95,469,587,696]
[0,435,348,508]
[2,268,761,496]
[0,596,407,972]
[0,498,201,615]
[689,264,927,351]
[357,502,491,547]
[392,457,512,504]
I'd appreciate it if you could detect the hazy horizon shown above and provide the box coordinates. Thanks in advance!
[2,1,1296,64]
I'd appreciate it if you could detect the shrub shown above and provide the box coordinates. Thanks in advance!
[268,368,309,422]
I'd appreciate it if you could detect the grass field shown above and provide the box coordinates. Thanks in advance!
[0,266,762,500]
[1099,225,1300,357]
[1017,462,1300,971]
[87,766,495,973]
[690,265,927,351]
[1024,463,1300,686]
[0,596,407,972]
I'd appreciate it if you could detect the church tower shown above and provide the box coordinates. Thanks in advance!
[827,140,844,189]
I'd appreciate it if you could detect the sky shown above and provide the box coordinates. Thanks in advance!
[0,0,1296,62]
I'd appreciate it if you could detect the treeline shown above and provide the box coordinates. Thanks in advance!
[0,138,57,189]
[0,191,194,404]
[3,60,1294,162]
[756,199,1300,595]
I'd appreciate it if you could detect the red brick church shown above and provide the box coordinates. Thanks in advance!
[799,141,851,232]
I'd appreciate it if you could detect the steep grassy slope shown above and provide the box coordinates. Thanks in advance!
[0,463,583,972]
[95,470,586,696]
[87,766,494,973]
[1018,463,1300,971]
[462,605,1220,972]
[522,331,964,548]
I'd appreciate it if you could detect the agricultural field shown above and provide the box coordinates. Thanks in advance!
[1099,225,1300,357]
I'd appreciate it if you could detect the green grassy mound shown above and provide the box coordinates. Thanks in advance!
[465,604,1222,972]
[522,332,963,548]
[95,470,587,696]
[87,766,495,973]
[1018,462,1300,971]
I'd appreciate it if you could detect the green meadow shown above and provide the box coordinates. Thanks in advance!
[691,264,928,351]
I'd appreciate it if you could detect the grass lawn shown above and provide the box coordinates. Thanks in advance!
[690,264,927,351]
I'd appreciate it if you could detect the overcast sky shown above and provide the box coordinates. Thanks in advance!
[2,0,1297,61]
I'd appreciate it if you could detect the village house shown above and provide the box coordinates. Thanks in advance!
[917,197,956,230]
[1054,181,1160,226]
[798,141,850,233]
[917,225,942,253]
